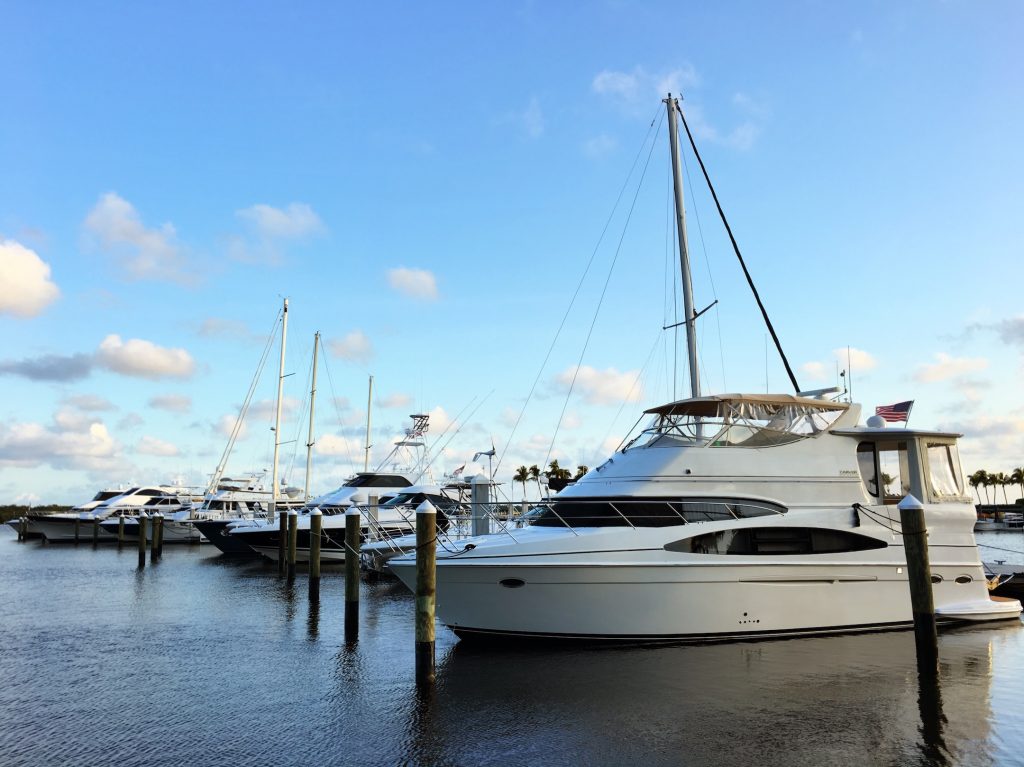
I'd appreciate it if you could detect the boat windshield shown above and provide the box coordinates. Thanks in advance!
[629,396,847,450]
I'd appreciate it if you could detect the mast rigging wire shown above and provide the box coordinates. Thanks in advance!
[675,101,801,394]
[494,104,664,478]
[543,114,664,471]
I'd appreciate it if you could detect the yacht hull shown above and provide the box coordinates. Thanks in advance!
[193,519,260,555]
[391,559,1021,642]
[27,516,117,543]
[97,519,201,543]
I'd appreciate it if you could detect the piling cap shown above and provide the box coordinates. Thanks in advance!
[310,508,322,517]
[288,509,298,517]
[416,499,437,515]
[345,507,361,517]
[897,494,924,511]
[138,512,149,518]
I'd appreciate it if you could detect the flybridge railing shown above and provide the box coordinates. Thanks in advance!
[355,496,788,557]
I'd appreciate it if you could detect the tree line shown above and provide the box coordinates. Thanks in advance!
[968,469,1024,505]
[512,460,588,497]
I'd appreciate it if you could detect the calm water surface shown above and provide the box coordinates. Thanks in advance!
[2,529,1024,766]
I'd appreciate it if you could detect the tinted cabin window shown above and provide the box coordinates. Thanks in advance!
[530,498,785,528]
[669,527,888,555]
[857,443,879,499]
[346,475,412,488]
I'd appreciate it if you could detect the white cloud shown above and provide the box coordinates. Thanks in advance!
[64,394,116,412]
[53,407,102,433]
[247,396,301,423]
[316,432,360,457]
[842,347,878,372]
[802,348,877,385]
[214,414,248,440]
[386,267,439,301]
[95,335,196,380]
[914,353,989,383]
[137,436,180,456]
[83,192,192,284]
[800,361,829,383]
[583,134,617,158]
[237,203,323,239]
[0,240,60,317]
[554,365,643,406]
[427,405,453,432]
[0,419,121,471]
[561,411,582,430]
[118,413,144,429]
[149,394,192,413]
[592,65,699,109]
[328,330,374,363]
[376,392,413,409]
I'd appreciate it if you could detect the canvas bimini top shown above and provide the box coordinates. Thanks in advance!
[632,393,852,449]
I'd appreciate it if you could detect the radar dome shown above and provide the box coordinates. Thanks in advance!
[866,415,887,428]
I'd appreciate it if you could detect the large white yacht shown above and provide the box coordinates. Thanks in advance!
[392,395,1021,639]
[389,95,1021,641]
[26,485,194,542]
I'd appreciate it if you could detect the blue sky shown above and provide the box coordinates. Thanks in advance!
[2,1,1022,503]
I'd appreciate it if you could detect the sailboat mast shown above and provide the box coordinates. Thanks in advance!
[304,331,319,501]
[270,298,288,520]
[364,374,374,472]
[665,94,700,400]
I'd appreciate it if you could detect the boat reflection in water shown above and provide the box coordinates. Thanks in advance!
[397,624,1017,766]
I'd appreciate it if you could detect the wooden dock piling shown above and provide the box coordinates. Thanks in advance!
[287,510,298,580]
[309,509,322,599]
[344,508,360,639]
[277,511,287,576]
[415,500,437,686]
[19,516,27,541]
[74,517,80,543]
[898,494,938,673]
[92,516,99,545]
[151,513,163,561]
[137,515,147,568]
[118,516,125,547]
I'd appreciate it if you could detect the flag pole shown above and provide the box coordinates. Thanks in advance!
[904,401,914,428]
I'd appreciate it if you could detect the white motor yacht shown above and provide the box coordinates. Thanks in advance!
[389,95,1022,641]
[27,485,192,542]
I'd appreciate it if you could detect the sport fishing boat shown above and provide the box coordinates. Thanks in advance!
[389,95,1022,641]
[228,414,434,561]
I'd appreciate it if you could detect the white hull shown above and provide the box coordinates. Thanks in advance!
[28,517,117,543]
[392,556,1018,640]
[102,519,203,543]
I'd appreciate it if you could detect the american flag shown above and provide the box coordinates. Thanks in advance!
[875,400,914,422]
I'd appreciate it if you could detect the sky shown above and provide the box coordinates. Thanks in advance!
[2,1,1022,504]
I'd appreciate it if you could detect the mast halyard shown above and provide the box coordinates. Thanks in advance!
[304,331,320,501]
[270,298,288,521]
[665,94,701,402]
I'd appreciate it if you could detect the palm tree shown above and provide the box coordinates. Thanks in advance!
[574,465,589,480]
[995,472,1010,504]
[968,470,986,504]
[970,470,990,504]
[1011,467,1024,503]
[513,466,530,500]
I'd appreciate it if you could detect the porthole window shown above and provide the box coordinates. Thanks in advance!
[930,574,943,584]
[954,575,973,584]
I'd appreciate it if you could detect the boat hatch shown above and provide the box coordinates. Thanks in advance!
[629,394,848,450]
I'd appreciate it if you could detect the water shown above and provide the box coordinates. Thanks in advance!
[2,530,1024,767]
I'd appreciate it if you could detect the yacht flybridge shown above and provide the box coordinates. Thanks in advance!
[388,95,1021,641]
